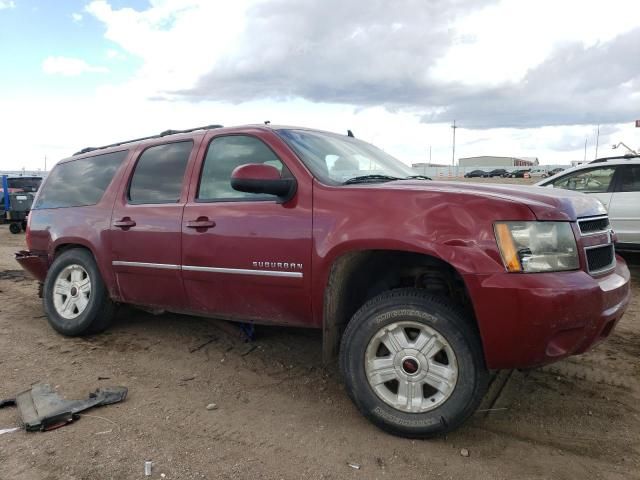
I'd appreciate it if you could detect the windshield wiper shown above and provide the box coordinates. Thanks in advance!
[343,174,400,184]
[402,175,432,181]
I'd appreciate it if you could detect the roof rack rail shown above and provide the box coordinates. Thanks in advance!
[588,154,640,164]
[73,124,224,156]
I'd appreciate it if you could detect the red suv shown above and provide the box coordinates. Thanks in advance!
[16,124,631,437]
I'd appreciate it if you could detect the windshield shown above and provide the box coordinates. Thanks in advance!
[277,129,415,185]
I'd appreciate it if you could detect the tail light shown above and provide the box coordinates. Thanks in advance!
[25,213,32,249]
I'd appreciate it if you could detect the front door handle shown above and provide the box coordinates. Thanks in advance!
[186,217,216,229]
[113,217,136,229]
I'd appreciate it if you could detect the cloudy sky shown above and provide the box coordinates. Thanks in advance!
[1,0,639,171]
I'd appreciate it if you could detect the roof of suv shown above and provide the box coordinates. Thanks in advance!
[587,154,640,165]
[68,123,345,162]
[72,123,226,157]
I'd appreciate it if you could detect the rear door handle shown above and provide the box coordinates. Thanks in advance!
[186,218,216,229]
[113,218,136,228]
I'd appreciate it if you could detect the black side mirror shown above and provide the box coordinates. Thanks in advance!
[230,164,297,202]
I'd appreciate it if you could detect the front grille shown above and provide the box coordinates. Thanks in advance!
[586,244,615,273]
[578,216,610,235]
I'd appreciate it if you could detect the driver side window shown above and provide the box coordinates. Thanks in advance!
[197,135,288,202]
[551,167,616,193]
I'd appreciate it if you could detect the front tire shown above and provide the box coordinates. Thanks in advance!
[339,289,488,438]
[43,249,116,336]
[9,223,21,234]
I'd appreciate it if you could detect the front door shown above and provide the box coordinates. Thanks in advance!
[181,132,313,326]
[110,140,197,309]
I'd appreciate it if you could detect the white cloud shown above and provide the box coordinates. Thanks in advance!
[71,12,83,22]
[432,0,640,86]
[85,0,251,95]
[105,48,125,60]
[42,56,109,76]
[0,0,15,10]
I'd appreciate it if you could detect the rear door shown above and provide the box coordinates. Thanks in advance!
[609,164,640,246]
[110,139,198,309]
[180,131,313,326]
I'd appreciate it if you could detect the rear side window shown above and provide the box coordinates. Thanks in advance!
[34,150,128,209]
[617,165,640,192]
[128,141,193,204]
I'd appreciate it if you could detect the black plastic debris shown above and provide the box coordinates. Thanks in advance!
[0,384,127,432]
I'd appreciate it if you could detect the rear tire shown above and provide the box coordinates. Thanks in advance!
[9,223,21,234]
[339,288,488,438]
[43,249,116,336]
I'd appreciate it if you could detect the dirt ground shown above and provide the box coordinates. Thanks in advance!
[0,222,638,479]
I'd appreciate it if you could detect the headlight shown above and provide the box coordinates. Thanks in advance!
[494,222,579,272]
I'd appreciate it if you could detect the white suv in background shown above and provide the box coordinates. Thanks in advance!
[537,155,640,250]
[527,168,550,178]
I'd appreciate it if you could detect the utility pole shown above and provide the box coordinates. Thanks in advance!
[451,120,457,166]
[44,155,47,171]
[594,125,600,159]
[424,145,432,176]
[583,137,587,162]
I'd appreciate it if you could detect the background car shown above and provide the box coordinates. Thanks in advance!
[509,169,530,178]
[548,167,565,176]
[487,168,508,177]
[527,168,549,178]
[464,169,487,178]
[537,155,640,250]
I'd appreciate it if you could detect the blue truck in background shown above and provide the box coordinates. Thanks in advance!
[1,175,43,234]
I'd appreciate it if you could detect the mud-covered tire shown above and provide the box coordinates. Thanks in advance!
[339,288,488,438]
[43,249,115,336]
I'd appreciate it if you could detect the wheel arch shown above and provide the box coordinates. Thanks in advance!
[320,247,482,364]
[49,238,118,301]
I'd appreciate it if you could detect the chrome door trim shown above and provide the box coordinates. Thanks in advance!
[112,261,303,278]
[112,261,180,270]
[182,265,303,278]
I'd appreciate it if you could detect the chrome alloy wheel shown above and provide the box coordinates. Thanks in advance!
[365,321,458,413]
[52,264,92,320]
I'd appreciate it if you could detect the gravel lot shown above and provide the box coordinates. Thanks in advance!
[0,201,638,479]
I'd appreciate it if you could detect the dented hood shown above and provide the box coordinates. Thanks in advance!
[373,181,607,221]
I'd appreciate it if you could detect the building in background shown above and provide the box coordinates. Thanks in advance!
[458,156,539,168]
[571,160,589,167]
[411,162,448,169]
[0,170,47,177]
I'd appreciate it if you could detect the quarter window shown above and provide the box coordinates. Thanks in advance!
[551,167,616,193]
[197,135,287,201]
[34,150,127,209]
[128,141,193,204]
